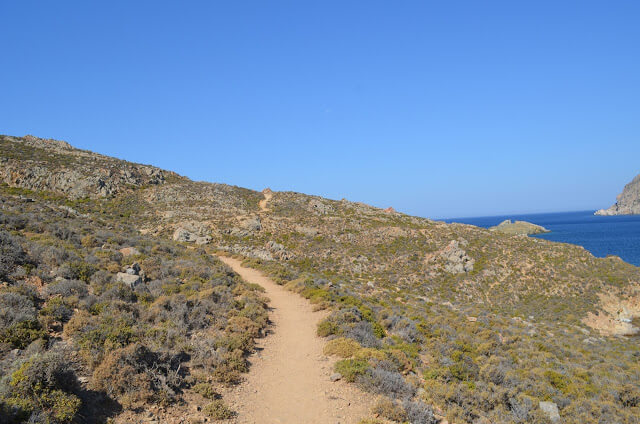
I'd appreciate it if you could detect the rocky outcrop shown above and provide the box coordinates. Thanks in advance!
[266,241,295,261]
[596,173,640,215]
[539,401,561,423]
[489,219,550,236]
[0,135,166,199]
[172,221,212,244]
[583,289,640,336]
[440,240,474,274]
[309,199,334,215]
[116,262,145,289]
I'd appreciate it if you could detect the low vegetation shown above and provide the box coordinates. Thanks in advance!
[0,186,267,423]
[2,134,640,423]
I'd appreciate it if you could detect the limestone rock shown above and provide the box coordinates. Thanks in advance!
[308,199,333,215]
[116,272,143,289]
[241,216,262,232]
[441,240,474,273]
[266,241,295,260]
[195,235,212,245]
[596,173,640,215]
[539,401,561,423]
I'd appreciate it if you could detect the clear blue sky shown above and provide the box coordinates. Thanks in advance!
[2,1,639,218]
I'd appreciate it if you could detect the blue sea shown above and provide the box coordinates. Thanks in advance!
[444,211,640,267]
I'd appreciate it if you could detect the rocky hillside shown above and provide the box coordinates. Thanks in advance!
[2,134,640,424]
[596,173,640,215]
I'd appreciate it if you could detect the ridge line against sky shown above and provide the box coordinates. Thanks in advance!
[1,1,639,217]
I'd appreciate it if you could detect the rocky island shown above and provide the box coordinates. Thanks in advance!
[489,219,550,235]
[596,173,640,215]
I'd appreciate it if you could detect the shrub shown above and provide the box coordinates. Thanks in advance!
[45,279,88,298]
[334,359,369,383]
[1,351,81,423]
[618,384,640,408]
[203,399,235,420]
[0,292,37,328]
[402,400,437,424]
[212,349,247,385]
[0,320,46,349]
[39,297,74,324]
[323,337,361,357]
[317,318,341,337]
[356,368,415,399]
[0,230,27,281]
[372,397,407,422]
[192,382,219,400]
[91,343,184,407]
[344,321,382,349]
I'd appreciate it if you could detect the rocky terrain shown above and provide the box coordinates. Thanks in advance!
[489,220,550,235]
[596,173,640,215]
[1,134,640,424]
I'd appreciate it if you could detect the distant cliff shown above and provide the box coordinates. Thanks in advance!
[596,173,640,215]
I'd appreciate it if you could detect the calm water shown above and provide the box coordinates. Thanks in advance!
[444,211,640,267]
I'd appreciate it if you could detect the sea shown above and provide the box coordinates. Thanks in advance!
[443,210,640,267]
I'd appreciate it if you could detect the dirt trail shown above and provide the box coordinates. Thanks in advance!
[259,189,272,212]
[218,256,375,424]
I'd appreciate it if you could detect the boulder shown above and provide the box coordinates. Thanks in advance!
[241,216,262,232]
[195,235,212,245]
[125,262,141,275]
[116,272,143,289]
[330,373,342,382]
[173,227,197,242]
[539,401,561,423]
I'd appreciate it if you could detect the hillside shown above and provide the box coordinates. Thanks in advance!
[1,134,640,424]
[596,173,640,215]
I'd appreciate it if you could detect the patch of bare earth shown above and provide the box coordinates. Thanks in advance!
[218,256,376,424]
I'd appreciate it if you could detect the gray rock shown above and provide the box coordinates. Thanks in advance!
[195,235,212,245]
[125,262,141,275]
[241,216,262,232]
[330,373,342,382]
[539,401,561,423]
[266,240,295,260]
[173,227,197,242]
[596,173,640,215]
[116,272,143,289]
[309,199,334,215]
[441,240,474,273]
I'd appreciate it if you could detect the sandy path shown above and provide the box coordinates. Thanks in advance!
[217,256,374,424]
[259,189,272,212]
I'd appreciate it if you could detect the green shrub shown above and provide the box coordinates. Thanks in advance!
[372,397,407,422]
[192,382,219,400]
[317,318,341,337]
[334,359,369,382]
[2,352,81,423]
[0,320,46,349]
[323,337,361,357]
[204,399,235,420]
